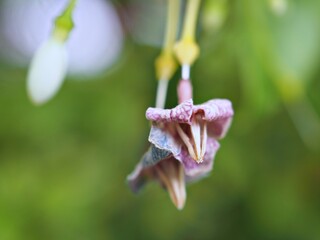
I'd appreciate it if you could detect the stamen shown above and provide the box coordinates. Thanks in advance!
[201,122,207,160]
[176,124,198,160]
[155,161,186,210]
[190,117,202,162]
[176,117,207,163]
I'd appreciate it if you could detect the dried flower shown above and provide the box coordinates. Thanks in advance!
[146,94,233,163]
[128,87,233,209]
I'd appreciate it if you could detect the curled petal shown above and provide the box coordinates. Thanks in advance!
[146,99,193,124]
[27,37,68,105]
[127,145,173,193]
[127,147,187,210]
[148,125,181,157]
[176,137,220,182]
[127,137,219,193]
[127,161,146,193]
[194,99,234,139]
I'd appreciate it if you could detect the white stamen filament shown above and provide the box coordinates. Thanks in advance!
[156,161,186,210]
[176,124,198,160]
[182,64,190,79]
[201,122,208,160]
[190,118,202,162]
[176,117,207,163]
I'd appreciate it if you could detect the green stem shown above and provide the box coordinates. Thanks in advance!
[53,0,77,42]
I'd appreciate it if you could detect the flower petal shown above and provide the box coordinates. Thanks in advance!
[146,99,194,123]
[127,145,173,192]
[148,125,181,156]
[27,37,68,105]
[176,137,220,182]
[194,99,234,139]
[145,145,171,167]
[127,161,146,193]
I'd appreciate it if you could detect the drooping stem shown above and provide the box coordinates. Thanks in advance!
[155,0,180,108]
[182,64,190,80]
[174,0,201,70]
[155,79,169,109]
[53,0,77,42]
[163,0,180,54]
[177,78,193,103]
[181,0,201,41]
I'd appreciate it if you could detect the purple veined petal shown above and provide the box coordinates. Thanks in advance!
[175,137,220,182]
[194,99,234,121]
[207,117,233,139]
[27,37,68,105]
[193,99,234,139]
[146,99,194,124]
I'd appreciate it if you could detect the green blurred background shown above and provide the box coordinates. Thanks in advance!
[0,0,320,239]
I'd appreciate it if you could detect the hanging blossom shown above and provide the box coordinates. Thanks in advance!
[27,0,76,105]
[27,37,68,105]
[127,79,234,209]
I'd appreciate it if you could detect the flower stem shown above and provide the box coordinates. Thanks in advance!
[181,0,201,41]
[155,0,180,108]
[53,0,77,42]
[174,0,201,71]
[163,0,180,53]
[155,79,169,109]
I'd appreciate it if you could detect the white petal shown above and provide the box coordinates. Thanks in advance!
[0,0,123,76]
[27,37,68,105]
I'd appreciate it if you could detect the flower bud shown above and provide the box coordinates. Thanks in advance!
[27,37,68,105]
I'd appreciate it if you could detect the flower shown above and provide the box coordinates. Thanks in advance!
[146,98,233,163]
[128,92,233,209]
[27,37,68,105]
[127,146,187,210]
[26,0,77,105]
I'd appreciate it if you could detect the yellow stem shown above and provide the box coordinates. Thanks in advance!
[155,0,180,81]
[154,0,180,108]
[174,0,201,67]
[181,0,201,41]
[163,0,180,53]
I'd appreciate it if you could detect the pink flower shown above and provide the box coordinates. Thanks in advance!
[146,98,233,163]
[127,92,233,209]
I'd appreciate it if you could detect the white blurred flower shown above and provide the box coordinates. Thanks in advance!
[27,37,68,105]
[0,0,123,76]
